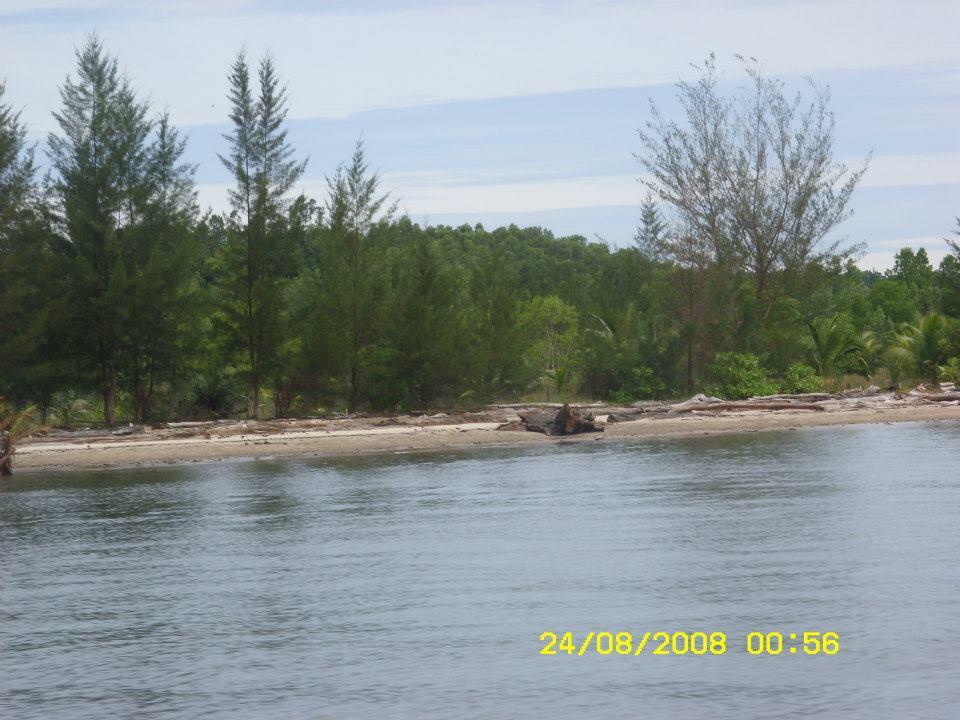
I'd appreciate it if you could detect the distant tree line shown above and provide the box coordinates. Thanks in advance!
[3,39,960,424]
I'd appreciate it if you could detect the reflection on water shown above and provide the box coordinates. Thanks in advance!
[2,422,960,719]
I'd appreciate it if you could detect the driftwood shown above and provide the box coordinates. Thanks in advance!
[606,410,646,423]
[914,393,960,402]
[670,401,825,414]
[842,385,882,398]
[500,404,604,435]
[750,393,836,402]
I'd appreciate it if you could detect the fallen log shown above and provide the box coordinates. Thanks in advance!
[670,402,825,414]
[914,393,960,402]
[606,410,647,423]
[749,393,836,402]
[667,394,724,412]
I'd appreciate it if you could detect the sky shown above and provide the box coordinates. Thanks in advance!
[1,0,958,270]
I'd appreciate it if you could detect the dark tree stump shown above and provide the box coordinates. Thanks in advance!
[512,404,604,435]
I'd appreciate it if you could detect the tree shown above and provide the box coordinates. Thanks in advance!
[0,80,63,414]
[938,254,960,317]
[47,35,152,425]
[637,54,868,317]
[119,114,201,420]
[946,218,960,256]
[0,80,34,233]
[323,138,396,411]
[464,231,526,401]
[868,278,917,325]
[805,315,860,376]
[889,247,937,313]
[887,313,953,382]
[635,192,667,257]
[217,50,306,418]
[1,397,36,476]
[391,233,462,407]
[517,295,581,399]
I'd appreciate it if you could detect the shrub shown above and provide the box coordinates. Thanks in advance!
[707,352,779,400]
[782,363,824,394]
[190,373,242,418]
[610,365,664,404]
[938,357,960,385]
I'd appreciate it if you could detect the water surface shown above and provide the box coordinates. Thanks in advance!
[2,422,960,718]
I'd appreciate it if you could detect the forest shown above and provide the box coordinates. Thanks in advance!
[2,38,960,426]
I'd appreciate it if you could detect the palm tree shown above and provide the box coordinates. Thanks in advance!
[0,398,36,476]
[887,313,952,382]
[806,316,861,376]
[855,330,883,376]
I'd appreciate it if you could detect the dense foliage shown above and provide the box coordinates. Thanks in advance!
[2,39,960,423]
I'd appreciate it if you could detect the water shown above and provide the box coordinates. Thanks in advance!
[2,422,960,719]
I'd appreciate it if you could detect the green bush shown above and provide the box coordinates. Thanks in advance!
[782,363,824,394]
[610,365,664,404]
[190,373,242,418]
[937,357,960,385]
[707,352,779,400]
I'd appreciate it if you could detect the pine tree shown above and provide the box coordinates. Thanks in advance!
[218,50,305,418]
[48,35,152,425]
[0,81,62,414]
[324,138,396,411]
[120,113,200,420]
[635,193,667,257]
[393,233,461,407]
[0,81,35,229]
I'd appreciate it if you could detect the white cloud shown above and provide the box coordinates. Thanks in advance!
[868,235,951,250]
[858,153,960,188]
[2,0,959,132]
[197,146,960,217]
[387,173,642,215]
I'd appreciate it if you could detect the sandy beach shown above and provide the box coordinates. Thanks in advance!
[12,394,960,474]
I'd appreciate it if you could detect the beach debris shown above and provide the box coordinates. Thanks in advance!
[499,404,604,435]
[749,392,835,402]
[668,401,825,414]
[606,408,648,423]
[658,393,826,414]
[112,424,146,436]
[842,386,882,398]
[910,392,960,402]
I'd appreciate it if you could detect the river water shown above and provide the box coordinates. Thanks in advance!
[2,422,959,719]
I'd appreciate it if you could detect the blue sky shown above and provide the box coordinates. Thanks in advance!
[1,0,958,269]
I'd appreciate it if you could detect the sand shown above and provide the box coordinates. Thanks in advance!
[12,400,960,474]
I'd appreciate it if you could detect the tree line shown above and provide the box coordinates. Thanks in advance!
[2,39,960,425]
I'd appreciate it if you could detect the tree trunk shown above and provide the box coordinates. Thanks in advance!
[348,353,358,413]
[251,374,261,419]
[103,375,116,426]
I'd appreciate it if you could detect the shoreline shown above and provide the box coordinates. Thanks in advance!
[12,402,960,475]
